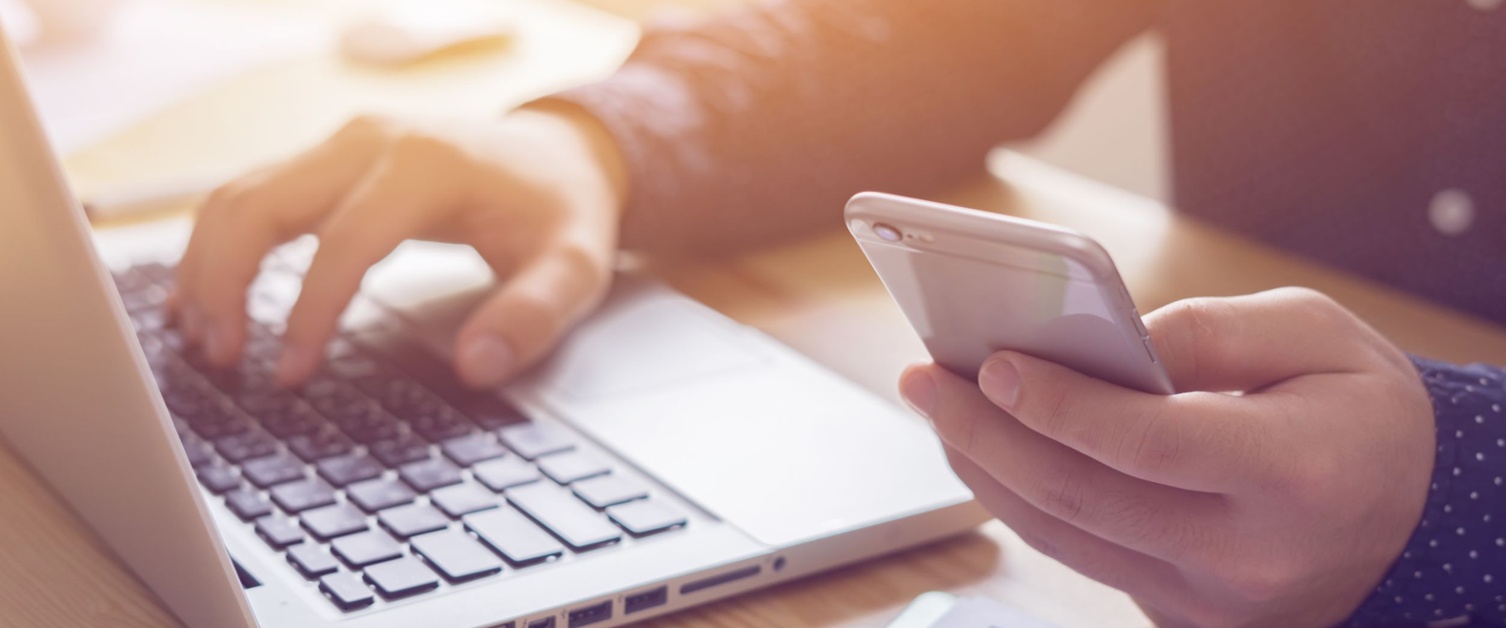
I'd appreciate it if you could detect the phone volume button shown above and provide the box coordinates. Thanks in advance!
[1131,308,1148,337]
[1142,336,1159,363]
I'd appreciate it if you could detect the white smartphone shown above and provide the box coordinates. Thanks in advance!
[846,192,1174,395]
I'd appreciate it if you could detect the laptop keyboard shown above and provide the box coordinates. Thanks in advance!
[110,258,688,612]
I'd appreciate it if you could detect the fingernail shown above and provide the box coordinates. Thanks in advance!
[459,335,515,387]
[980,359,1021,410]
[900,368,937,417]
[275,345,313,385]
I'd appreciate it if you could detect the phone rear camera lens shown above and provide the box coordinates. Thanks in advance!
[873,223,902,242]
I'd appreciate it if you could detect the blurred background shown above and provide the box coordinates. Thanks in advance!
[2,0,1168,204]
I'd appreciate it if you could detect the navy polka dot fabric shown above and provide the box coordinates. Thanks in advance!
[1349,357,1506,626]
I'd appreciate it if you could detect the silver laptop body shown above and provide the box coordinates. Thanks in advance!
[0,30,982,628]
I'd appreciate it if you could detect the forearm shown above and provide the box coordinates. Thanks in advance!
[545,0,1153,254]
[1348,357,1506,626]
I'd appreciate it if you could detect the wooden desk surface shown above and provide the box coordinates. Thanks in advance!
[8,1,1506,626]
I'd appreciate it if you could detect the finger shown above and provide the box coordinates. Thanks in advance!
[977,351,1276,493]
[943,446,1191,609]
[453,240,611,388]
[904,364,1220,561]
[275,152,452,385]
[176,117,389,364]
[1145,287,1371,393]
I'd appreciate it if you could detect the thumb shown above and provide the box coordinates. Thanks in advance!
[453,242,611,387]
[1145,287,1369,392]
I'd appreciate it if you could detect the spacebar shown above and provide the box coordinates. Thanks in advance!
[506,483,622,550]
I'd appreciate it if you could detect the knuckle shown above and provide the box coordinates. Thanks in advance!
[390,131,455,163]
[550,241,611,288]
[1219,555,1303,607]
[1159,297,1235,369]
[1120,408,1182,474]
[339,114,396,140]
[1035,468,1088,524]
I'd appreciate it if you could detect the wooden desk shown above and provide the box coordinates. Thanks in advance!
[8,1,1506,626]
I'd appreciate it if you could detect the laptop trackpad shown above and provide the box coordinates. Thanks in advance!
[528,282,771,399]
[530,281,970,548]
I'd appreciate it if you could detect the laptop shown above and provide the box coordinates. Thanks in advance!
[0,30,984,628]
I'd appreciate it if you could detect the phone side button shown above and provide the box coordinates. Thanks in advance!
[1131,308,1148,337]
[1142,336,1159,363]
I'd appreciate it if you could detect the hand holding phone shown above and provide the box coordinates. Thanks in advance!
[846,192,1173,395]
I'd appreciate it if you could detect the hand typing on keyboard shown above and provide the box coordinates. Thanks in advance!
[169,105,628,388]
[114,262,689,612]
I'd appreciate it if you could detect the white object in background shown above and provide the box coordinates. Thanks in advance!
[888,592,1059,628]
[16,0,329,154]
[22,0,127,45]
[0,0,39,47]
[340,0,512,66]
[81,169,234,221]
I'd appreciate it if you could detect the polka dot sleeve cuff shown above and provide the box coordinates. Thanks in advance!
[1347,356,1506,627]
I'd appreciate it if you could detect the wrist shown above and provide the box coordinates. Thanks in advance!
[512,99,631,218]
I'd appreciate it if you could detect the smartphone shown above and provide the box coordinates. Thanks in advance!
[845,192,1174,395]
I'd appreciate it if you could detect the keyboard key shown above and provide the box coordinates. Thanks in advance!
[287,428,353,462]
[316,453,383,487]
[224,487,273,521]
[241,453,305,488]
[254,515,304,549]
[180,435,215,469]
[398,458,462,493]
[188,409,249,436]
[571,475,649,509]
[537,451,610,485]
[334,405,403,445]
[213,430,277,463]
[440,433,508,467]
[429,483,498,518]
[287,544,339,579]
[319,571,375,610]
[507,483,621,551]
[409,407,474,443]
[464,508,564,565]
[499,423,576,460]
[190,412,251,440]
[196,464,240,494]
[346,478,416,513]
[607,500,688,537]
[377,503,449,539]
[269,478,336,513]
[119,283,168,312]
[259,402,325,438]
[369,434,430,468]
[135,261,176,284]
[472,457,541,492]
[456,395,528,431]
[301,503,370,540]
[410,528,502,582]
[331,530,403,567]
[303,380,372,423]
[363,556,439,600]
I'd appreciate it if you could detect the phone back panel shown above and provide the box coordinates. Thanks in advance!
[846,193,1174,395]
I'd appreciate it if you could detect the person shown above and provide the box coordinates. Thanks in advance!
[168,1,1506,625]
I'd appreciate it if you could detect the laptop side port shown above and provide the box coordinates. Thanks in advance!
[680,565,762,596]
[567,601,613,627]
[623,586,669,615]
[527,618,556,628]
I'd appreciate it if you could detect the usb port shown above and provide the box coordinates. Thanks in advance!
[568,601,612,627]
[624,586,668,614]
